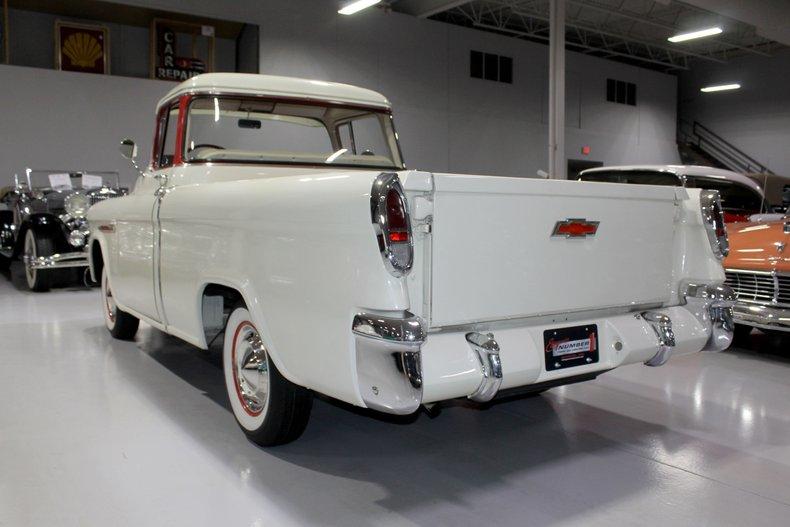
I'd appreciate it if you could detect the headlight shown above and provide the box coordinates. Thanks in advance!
[68,230,86,248]
[64,193,90,217]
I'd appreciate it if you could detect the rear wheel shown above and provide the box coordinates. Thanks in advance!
[101,267,139,340]
[23,229,53,292]
[223,306,312,446]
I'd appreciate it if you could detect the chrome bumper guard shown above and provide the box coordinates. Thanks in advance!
[642,311,676,367]
[23,251,89,270]
[732,303,790,332]
[683,283,737,351]
[352,312,425,415]
[465,332,503,402]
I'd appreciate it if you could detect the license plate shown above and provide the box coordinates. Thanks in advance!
[544,324,599,371]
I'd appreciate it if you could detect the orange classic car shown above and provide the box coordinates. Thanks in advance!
[724,217,790,334]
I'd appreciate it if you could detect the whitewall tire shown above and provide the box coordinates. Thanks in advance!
[101,267,139,340]
[223,306,312,446]
[23,229,53,292]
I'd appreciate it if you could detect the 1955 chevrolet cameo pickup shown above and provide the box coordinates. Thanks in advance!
[88,73,736,445]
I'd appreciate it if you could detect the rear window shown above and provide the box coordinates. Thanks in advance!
[578,170,681,186]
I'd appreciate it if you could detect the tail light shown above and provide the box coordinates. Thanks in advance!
[700,190,729,259]
[371,173,413,276]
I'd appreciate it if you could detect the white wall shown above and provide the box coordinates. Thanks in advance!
[679,47,790,175]
[0,0,679,186]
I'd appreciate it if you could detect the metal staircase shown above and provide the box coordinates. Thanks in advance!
[677,119,773,174]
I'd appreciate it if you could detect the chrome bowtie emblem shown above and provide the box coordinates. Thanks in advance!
[778,241,786,254]
[552,218,600,238]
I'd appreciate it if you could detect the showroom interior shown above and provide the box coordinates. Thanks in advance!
[1,0,789,525]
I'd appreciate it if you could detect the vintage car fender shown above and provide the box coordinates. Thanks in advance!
[161,171,409,405]
[15,213,70,256]
[89,169,410,406]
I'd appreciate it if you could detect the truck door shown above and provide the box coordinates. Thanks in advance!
[113,102,179,323]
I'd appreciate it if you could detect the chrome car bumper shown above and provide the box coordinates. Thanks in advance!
[732,303,790,332]
[23,251,89,270]
[352,286,735,415]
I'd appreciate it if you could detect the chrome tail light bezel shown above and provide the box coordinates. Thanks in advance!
[370,172,413,277]
[700,190,729,259]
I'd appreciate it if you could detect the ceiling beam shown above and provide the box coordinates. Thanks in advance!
[567,0,771,57]
[395,0,476,18]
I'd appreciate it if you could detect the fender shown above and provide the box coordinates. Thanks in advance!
[15,214,70,257]
[193,276,301,389]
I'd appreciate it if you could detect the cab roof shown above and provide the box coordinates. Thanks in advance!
[157,73,391,110]
[579,164,763,195]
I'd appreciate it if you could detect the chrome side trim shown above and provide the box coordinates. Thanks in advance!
[465,332,503,402]
[352,312,425,343]
[23,252,89,270]
[642,311,675,367]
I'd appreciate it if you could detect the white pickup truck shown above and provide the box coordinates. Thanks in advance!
[88,73,735,445]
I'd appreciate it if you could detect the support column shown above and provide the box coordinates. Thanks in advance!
[548,0,566,179]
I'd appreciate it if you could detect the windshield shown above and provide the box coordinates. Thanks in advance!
[20,170,120,192]
[184,96,403,169]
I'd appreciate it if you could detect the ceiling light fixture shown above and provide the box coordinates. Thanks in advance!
[668,27,723,42]
[700,83,741,93]
[338,0,381,15]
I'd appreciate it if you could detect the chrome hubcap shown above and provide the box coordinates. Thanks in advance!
[103,272,116,323]
[233,325,269,417]
[24,232,36,286]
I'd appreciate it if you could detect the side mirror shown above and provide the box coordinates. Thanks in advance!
[119,138,138,160]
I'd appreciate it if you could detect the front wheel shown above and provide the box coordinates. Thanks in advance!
[101,267,139,340]
[23,229,54,291]
[223,306,312,446]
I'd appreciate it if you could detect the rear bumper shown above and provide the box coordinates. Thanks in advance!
[353,284,735,413]
[733,303,790,332]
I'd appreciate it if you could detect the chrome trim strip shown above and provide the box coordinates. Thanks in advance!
[642,311,675,367]
[465,332,503,402]
[732,303,790,332]
[352,312,426,344]
[23,252,89,270]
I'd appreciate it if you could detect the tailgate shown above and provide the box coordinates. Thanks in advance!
[427,174,681,327]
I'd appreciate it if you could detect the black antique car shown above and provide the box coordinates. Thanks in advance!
[0,169,127,291]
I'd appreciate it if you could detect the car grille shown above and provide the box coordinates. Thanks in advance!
[725,270,790,308]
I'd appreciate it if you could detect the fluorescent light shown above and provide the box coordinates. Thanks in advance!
[700,83,741,93]
[338,0,380,15]
[668,26,722,42]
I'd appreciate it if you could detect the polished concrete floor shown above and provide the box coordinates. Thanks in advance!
[2,265,790,527]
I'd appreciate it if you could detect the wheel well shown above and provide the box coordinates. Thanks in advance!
[91,240,104,282]
[201,284,244,349]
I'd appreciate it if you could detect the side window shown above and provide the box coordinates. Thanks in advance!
[156,104,180,168]
[337,123,355,153]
